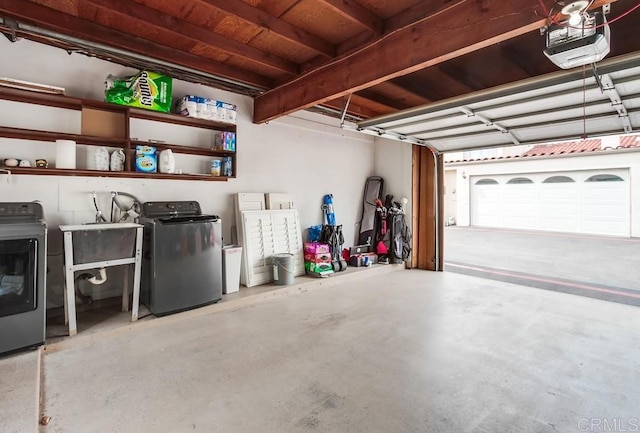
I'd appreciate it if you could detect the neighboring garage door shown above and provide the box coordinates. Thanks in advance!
[471,169,630,237]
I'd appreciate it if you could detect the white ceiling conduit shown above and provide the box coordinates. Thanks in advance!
[356,52,640,152]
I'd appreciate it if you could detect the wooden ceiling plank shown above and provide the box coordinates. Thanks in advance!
[315,0,384,34]
[356,89,410,110]
[350,94,396,115]
[253,0,573,123]
[374,81,432,106]
[436,63,485,91]
[0,0,272,89]
[500,45,539,78]
[197,0,335,58]
[85,0,298,75]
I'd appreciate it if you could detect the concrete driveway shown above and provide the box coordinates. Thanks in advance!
[444,227,640,306]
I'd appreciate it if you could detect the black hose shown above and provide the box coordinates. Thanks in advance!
[74,273,94,304]
[93,195,107,222]
[111,194,116,223]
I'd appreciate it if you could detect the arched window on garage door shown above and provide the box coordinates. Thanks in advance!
[475,178,498,185]
[506,177,534,184]
[585,174,624,182]
[543,175,575,183]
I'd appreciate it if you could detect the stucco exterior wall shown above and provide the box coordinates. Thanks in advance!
[445,150,640,237]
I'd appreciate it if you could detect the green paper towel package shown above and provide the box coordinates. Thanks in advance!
[105,70,172,113]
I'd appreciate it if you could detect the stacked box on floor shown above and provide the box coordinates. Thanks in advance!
[304,242,333,276]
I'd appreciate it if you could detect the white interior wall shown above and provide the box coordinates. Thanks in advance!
[373,137,413,212]
[448,151,640,237]
[0,37,375,306]
[373,137,413,234]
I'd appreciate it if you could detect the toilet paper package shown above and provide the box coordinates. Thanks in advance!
[175,95,198,118]
[216,101,237,124]
[175,95,237,124]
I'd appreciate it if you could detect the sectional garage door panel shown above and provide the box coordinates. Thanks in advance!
[538,183,579,232]
[581,180,629,236]
[470,169,630,237]
[471,184,502,227]
[357,55,640,152]
[501,185,538,230]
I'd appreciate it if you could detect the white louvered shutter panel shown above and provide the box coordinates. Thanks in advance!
[271,210,305,277]
[241,211,276,287]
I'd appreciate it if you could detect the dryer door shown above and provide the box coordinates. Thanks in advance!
[0,238,37,317]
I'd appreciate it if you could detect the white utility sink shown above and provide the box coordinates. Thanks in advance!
[58,222,143,336]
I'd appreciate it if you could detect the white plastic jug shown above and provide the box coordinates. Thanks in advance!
[159,149,175,174]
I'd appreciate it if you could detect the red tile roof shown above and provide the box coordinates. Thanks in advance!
[446,135,640,163]
[619,135,640,148]
[522,139,601,157]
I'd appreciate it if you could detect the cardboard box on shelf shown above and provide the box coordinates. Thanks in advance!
[213,131,236,151]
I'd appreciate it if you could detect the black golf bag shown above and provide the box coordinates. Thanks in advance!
[388,213,411,264]
[374,195,411,264]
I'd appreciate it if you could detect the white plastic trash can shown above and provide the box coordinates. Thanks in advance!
[222,245,242,294]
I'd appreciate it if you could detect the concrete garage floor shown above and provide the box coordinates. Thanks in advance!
[445,227,640,306]
[26,269,639,433]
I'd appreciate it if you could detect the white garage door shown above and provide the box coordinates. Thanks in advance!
[471,169,630,237]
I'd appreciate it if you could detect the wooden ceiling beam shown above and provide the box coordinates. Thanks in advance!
[337,28,376,56]
[197,0,335,58]
[337,1,450,56]
[254,0,566,123]
[386,0,453,32]
[315,0,384,34]
[0,0,272,89]
[85,0,298,76]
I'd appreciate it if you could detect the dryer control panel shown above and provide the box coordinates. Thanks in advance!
[0,202,44,222]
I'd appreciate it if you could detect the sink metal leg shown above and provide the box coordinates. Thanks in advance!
[131,227,143,322]
[62,264,68,326]
[122,265,130,312]
[63,231,77,336]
